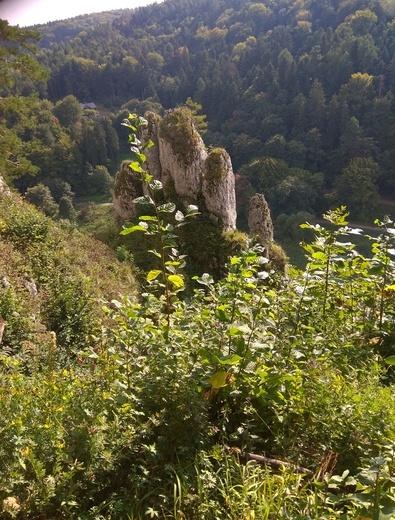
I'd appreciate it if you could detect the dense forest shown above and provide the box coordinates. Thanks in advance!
[4,0,395,518]
[3,0,395,240]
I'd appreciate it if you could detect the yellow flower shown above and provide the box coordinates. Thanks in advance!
[20,446,31,457]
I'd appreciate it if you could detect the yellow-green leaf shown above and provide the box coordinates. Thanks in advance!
[168,274,184,289]
[147,270,162,282]
[209,371,229,389]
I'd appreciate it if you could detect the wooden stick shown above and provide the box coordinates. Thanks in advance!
[0,317,4,345]
[229,447,314,476]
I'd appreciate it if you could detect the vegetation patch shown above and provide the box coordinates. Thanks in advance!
[159,108,201,167]
[204,147,229,182]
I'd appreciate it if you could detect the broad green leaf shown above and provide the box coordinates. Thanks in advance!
[139,215,158,222]
[168,274,184,289]
[241,269,253,278]
[148,249,161,258]
[216,305,230,322]
[157,202,176,213]
[230,257,241,265]
[385,356,395,365]
[142,173,153,183]
[120,224,147,235]
[210,371,230,389]
[228,325,251,336]
[129,161,144,173]
[217,354,243,366]
[142,139,154,150]
[312,251,327,261]
[147,270,162,282]
[133,195,154,205]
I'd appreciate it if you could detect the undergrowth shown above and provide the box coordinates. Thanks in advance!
[2,116,395,518]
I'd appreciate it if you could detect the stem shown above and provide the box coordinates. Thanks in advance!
[293,268,310,335]
[379,241,389,330]
[151,184,172,333]
[322,249,330,327]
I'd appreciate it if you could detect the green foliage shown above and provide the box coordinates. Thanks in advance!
[0,20,48,89]
[42,272,96,354]
[0,191,136,358]
[205,147,229,181]
[25,183,58,217]
[3,205,395,516]
[58,196,76,221]
[159,107,201,166]
[120,113,198,324]
[52,94,82,128]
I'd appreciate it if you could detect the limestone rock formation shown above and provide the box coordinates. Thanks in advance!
[114,109,237,231]
[248,193,274,256]
[0,175,10,196]
[202,148,237,231]
[113,160,143,221]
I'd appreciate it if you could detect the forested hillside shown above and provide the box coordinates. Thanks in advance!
[3,0,395,248]
[5,4,395,517]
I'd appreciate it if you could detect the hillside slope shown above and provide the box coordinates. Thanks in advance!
[0,180,137,359]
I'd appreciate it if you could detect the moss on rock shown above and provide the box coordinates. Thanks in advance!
[159,108,200,167]
[204,148,229,182]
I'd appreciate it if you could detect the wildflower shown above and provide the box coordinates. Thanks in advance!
[2,496,20,513]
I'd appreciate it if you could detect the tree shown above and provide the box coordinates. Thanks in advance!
[185,97,208,135]
[329,157,381,220]
[86,165,113,196]
[0,20,48,89]
[339,73,375,122]
[58,196,77,221]
[307,79,326,130]
[53,95,82,128]
[25,184,58,217]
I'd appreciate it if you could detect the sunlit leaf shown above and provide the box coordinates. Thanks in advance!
[217,354,243,366]
[133,195,154,205]
[120,224,148,235]
[157,202,176,213]
[128,161,144,173]
[210,371,230,389]
[139,215,158,222]
[149,180,163,191]
[168,274,184,289]
[147,270,162,282]
[142,139,154,150]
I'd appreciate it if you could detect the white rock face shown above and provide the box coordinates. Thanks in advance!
[248,193,274,256]
[158,134,206,201]
[115,109,237,231]
[202,149,237,231]
[0,175,10,196]
[113,161,143,221]
[142,113,162,182]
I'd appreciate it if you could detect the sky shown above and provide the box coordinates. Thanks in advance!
[0,0,162,27]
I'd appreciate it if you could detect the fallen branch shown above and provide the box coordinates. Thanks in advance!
[0,317,4,345]
[228,447,314,476]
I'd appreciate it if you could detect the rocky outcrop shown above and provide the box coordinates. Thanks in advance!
[115,109,237,231]
[0,175,10,196]
[113,160,143,221]
[202,148,236,231]
[248,193,274,256]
